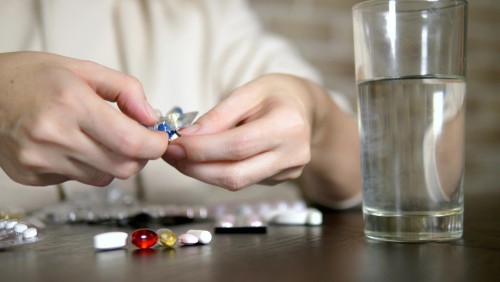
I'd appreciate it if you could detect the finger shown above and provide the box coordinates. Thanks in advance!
[259,166,305,186]
[169,116,280,162]
[170,152,290,191]
[183,85,263,135]
[78,86,169,159]
[32,143,115,186]
[61,157,115,187]
[178,147,309,189]
[69,131,148,179]
[70,60,158,125]
[9,142,114,186]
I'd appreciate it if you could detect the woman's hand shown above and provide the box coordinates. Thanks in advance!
[163,74,316,190]
[0,52,169,186]
[164,73,361,206]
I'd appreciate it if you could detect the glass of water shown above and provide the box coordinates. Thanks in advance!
[352,0,468,242]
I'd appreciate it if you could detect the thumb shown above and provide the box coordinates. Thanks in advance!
[181,87,259,136]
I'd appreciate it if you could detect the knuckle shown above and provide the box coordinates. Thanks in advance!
[289,166,305,180]
[119,133,143,157]
[218,168,249,191]
[203,107,225,125]
[77,59,99,70]
[90,174,114,187]
[28,117,58,143]
[113,161,144,179]
[123,75,143,94]
[17,148,44,171]
[226,134,256,160]
[299,147,311,166]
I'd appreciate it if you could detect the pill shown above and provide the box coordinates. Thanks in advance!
[93,232,128,250]
[306,209,323,225]
[269,208,323,226]
[186,230,212,244]
[156,228,177,247]
[178,233,199,245]
[14,223,28,233]
[5,220,18,229]
[131,229,158,249]
[23,227,38,239]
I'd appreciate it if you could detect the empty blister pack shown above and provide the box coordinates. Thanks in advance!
[150,106,198,141]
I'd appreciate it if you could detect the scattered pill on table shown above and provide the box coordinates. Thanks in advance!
[269,208,323,226]
[156,228,177,247]
[178,233,199,246]
[93,232,128,251]
[131,229,158,249]
[306,209,323,226]
[186,230,212,244]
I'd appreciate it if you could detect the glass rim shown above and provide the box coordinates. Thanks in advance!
[353,0,467,11]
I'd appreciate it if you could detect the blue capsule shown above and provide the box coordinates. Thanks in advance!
[157,122,171,132]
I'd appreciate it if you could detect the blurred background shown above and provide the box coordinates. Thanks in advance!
[250,0,499,196]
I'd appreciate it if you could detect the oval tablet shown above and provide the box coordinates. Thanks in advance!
[178,233,199,245]
[306,209,323,225]
[14,223,28,233]
[270,210,308,225]
[5,220,18,229]
[269,208,323,226]
[23,227,38,239]
[93,232,128,250]
[187,230,212,244]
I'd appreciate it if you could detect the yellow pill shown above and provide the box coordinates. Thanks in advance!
[156,228,177,247]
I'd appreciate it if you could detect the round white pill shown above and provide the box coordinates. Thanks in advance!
[178,233,199,245]
[0,220,7,229]
[93,232,128,250]
[270,210,308,225]
[5,220,18,229]
[23,227,38,239]
[306,208,323,226]
[14,223,28,233]
[187,230,212,244]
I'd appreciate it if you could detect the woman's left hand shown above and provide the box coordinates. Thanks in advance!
[162,74,315,190]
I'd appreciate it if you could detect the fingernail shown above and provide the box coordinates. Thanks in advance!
[166,144,186,160]
[144,100,158,121]
[179,124,200,135]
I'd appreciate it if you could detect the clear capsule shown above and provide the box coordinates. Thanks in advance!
[156,228,177,248]
[149,106,198,142]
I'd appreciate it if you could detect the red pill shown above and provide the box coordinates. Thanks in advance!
[131,229,158,249]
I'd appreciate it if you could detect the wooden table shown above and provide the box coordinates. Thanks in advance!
[1,192,499,282]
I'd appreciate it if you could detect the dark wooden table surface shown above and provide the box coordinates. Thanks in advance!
[1,192,499,282]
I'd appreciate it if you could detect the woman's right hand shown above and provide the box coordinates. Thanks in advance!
[0,52,169,186]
